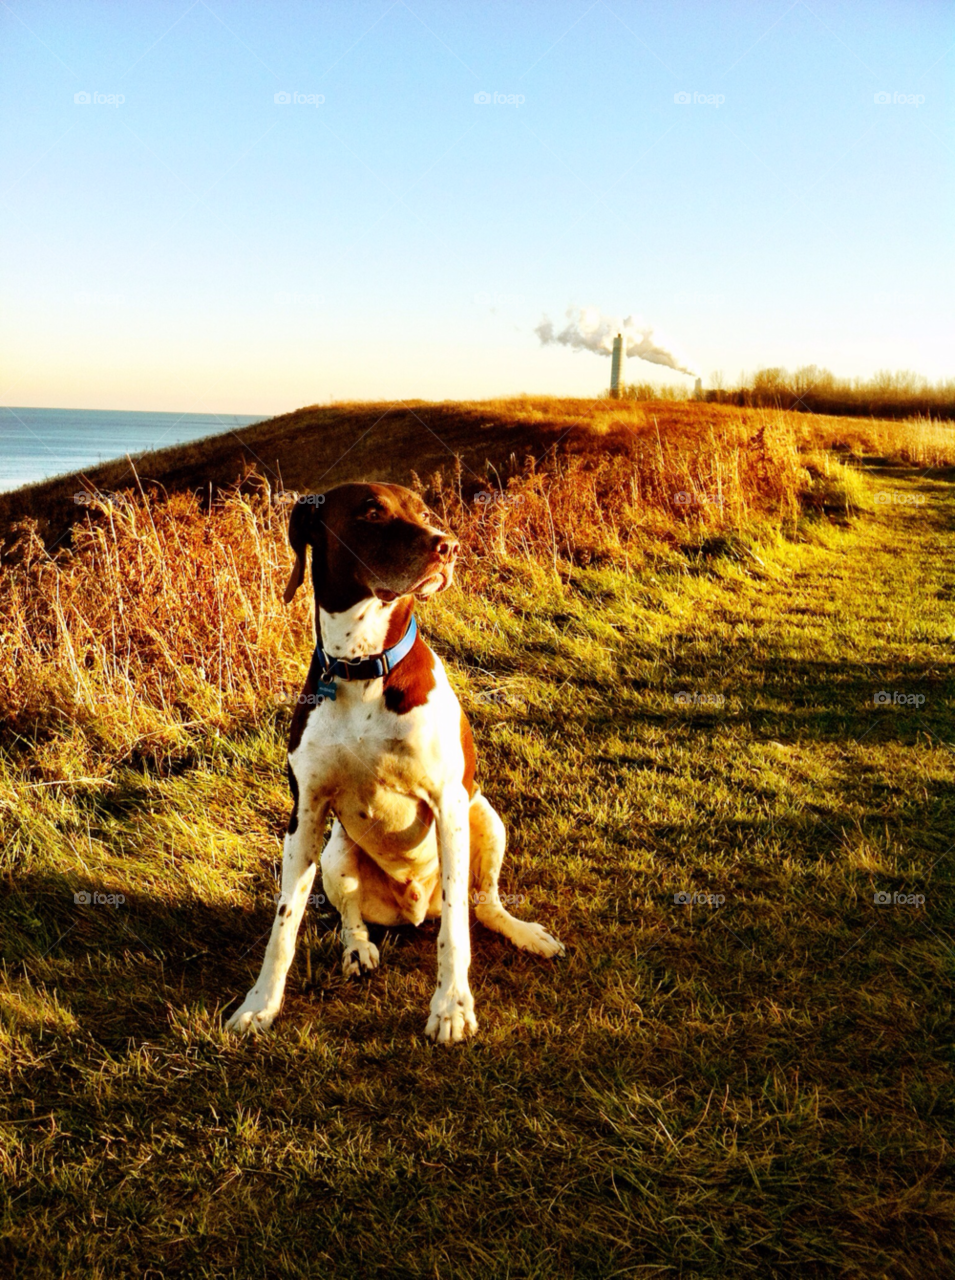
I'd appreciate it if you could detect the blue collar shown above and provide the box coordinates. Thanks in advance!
[313,614,418,685]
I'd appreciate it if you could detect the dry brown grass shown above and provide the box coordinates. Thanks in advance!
[2,402,950,773]
[1,403,954,1276]
[1,478,312,770]
[433,408,806,573]
[791,411,955,468]
[0,408,812,760]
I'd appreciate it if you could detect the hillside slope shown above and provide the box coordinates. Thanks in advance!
[0,397,606,547]
[1,459,953,1276]
[7,395,939,550]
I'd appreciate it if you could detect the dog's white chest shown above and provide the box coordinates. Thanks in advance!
[292,690,438,862]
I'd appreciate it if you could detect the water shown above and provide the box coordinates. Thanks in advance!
[0,407,266,492]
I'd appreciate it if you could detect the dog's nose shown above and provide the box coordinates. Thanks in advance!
[433,534,459,561]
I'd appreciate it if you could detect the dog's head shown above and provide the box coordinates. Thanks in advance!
[283,482,460,614]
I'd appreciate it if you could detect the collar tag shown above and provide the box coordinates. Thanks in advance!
[316,678,337,701]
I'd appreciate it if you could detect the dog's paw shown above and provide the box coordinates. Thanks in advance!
[342,938,379,978]
[425,985,477,1045]
[512,920,566,958]
[226,991,281,1034]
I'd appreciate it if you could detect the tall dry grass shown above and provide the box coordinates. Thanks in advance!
[792,412,955,468]
[425,411,805,578]
[0,476,313,773]
[4,404,945,776]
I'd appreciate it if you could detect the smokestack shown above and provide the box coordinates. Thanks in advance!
[610,332,623,398]
[535,305,696,376]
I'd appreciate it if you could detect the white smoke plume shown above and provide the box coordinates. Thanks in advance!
[535,304,695,376]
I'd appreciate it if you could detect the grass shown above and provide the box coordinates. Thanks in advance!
[4,392,952,552]
[0,404,954,1276]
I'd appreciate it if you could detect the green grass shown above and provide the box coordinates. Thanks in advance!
[1,463,954,1277]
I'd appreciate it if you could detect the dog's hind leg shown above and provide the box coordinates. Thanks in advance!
[469,794,564,958]
[321,821,380,977]
[227,791,327,1034]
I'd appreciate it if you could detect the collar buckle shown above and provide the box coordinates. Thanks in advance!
[314,614,417,685]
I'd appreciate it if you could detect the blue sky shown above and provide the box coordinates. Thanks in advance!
[1,0,951,413]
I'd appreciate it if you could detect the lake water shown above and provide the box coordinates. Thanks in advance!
[0,407,266,492]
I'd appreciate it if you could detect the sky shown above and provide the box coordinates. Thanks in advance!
[1,0,952,414]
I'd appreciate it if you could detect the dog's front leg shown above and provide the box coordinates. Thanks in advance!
[227,799,329,1034]
[426,785,477,1045]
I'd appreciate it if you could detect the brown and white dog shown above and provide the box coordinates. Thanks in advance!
[226,481,563,1044]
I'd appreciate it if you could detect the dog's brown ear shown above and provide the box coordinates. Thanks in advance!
[283,496,325,604]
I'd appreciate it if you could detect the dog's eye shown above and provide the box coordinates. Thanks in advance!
[364,505,383,521]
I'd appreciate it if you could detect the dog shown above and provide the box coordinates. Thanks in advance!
[226,481,564,1044]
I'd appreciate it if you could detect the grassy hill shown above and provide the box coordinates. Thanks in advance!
[4,394,953,551]
[1,401,954,1275]
[0,396,615,549]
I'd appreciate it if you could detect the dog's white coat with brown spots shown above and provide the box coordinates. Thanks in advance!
[226,482,563,1044]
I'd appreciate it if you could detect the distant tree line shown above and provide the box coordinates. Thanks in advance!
[700,368,955,420]
[613,368,954,419]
